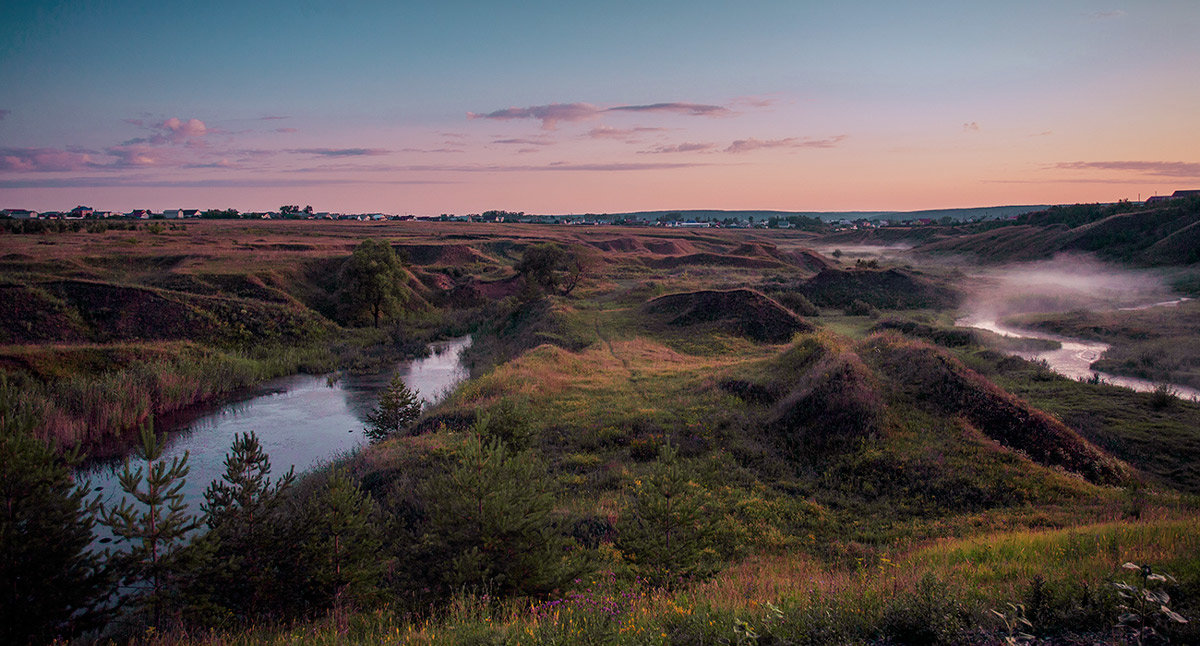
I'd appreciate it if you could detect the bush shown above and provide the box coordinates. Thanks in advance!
[843,299,879,317]
[773,291,820,317]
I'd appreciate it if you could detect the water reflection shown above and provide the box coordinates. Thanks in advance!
[83,336,471,511]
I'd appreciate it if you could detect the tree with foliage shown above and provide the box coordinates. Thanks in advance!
[300,469,382,617]
[0,378,106,645]
[515,242,585,297]
[365,373,422,440]
[101,422,197,630]
[337,238,410,328]
[198,432,297,619]
[423,434,575,597]
[616,441,721,588]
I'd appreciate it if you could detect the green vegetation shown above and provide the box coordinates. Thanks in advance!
[2,220,1199,644]
[0,378,105,645]
[365,373,423,440]
[337,239,411,328]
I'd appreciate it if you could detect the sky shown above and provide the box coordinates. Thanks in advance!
[1,0,1198,214]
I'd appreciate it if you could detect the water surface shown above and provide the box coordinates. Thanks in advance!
[84,336,471,511]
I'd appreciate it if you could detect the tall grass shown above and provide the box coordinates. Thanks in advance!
[18,344,337,453]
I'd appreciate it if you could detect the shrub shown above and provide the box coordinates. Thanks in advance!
[843,299,878,317]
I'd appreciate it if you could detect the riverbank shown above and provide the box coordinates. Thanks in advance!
[83,336,471,513]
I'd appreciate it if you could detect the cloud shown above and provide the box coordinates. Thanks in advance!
[586,126,666,140]
[468,103,601,129]
[0,176,454,189]
[328,161,708,173]
[469,101,735,129]
[259,115,290,120]
[0,147,101,172]
[289,148,390,157]
[1052,161,1200,178]
[400,147,465,153]
[724,135,847,153]
[1087,10,1126,19]
[183,159,237,169]
[606,102,731,117]
[105,144,172,167]
[1030,130,1054,137]
[120,116,211,146]
[492,137,555,146]
[731,96,778,108]
[275,127,298,133]
[640,142,716,154]
[0,109,9,120]
[963,121,981,132]
[159,117,208,142]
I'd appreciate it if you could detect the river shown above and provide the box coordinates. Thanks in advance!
[956,304,1200,400]
[83,335,472,513]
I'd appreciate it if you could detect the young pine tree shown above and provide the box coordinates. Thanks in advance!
[0,378,106,645]
[615,441,721,588]
[423,434,574,597]
[300,469,382,616]
[199,431,297,620]
[364,373,422,440]
[101,421,197,630]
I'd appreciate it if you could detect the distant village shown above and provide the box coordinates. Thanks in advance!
[4,190,1196,232]
[0,205,947,231]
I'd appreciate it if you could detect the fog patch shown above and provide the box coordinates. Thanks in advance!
[808,243,913,260]
[960,253,1176,323]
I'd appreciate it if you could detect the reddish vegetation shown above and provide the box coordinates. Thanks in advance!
[643,289,813,343]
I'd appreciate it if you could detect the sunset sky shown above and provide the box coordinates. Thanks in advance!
[1,1,1198,214]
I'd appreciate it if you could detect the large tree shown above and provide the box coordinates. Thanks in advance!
[515,243,585,297]
[337,239,409,328]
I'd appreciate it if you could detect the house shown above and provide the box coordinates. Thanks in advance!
[3,208,37,219]
[1146,190,1200,204]
[69,205,94,218]
[162,209,181,219]
[181,209,202,218]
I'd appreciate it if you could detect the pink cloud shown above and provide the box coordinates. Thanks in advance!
[640,142,716,154]
[963,121,981,132]
[275,127,298,133]
[105,144,172,167]
[159,117,208,142]
[724,135,847,153]
[1052,161,1200,178]
[0,147,100,172]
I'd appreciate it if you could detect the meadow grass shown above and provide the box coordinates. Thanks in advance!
[145,515,1200,645]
